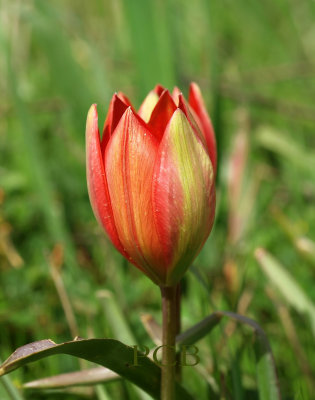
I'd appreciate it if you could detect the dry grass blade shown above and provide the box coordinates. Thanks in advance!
[23,367,119,389]
[140,314,162,346]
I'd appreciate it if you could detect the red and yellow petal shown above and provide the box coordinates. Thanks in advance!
[105,107,165,284]
[148,90,177,141]
[178,93,208,151]
[189,82,217,175]
[87,84,216,287]
[117,91,132,107]
[153,109,215,285]
[102,94,128,154]
[154,84,165,96]
[138,90,160,123]
[171,86,182,105]
[86,104,130,260]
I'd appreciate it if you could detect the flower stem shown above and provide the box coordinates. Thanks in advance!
[175,282,181,381]
[160,285,177,400]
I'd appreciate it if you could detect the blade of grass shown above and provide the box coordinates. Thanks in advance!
[255,126,315,175]
[97,290,135,345]
[121,0,176,96]
[0,358,24,400]
[255,248,315,337]
[95,385,111,400]
[97,290,151,400]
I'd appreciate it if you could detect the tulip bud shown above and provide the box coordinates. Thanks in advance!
[86,84,216,286]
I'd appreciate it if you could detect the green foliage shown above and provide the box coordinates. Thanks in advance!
[0,0,315,398]
[0,338,192,399]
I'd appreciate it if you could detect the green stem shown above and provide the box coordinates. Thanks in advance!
[160,285,177,400]
[175,282,181,381]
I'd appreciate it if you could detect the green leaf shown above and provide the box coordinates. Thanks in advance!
[176,313,222,345]
[0,338,192,400]
[255,248,315,336]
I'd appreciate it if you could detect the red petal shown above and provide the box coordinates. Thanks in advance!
[86,104,130,260]
[105,107,165,284]
[117,91,132,107]
[189,82,217,175]
[178,94,208,150]
[138,90,159,123]
[101,94,128,155]
[172,86,182,105]
[154,84,165,96]
[148,90,177,141]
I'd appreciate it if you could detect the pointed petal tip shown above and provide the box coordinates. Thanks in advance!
[159,89,176,105]
[87,104,98,124]
[138,91,160,122]
[173,107,187,120]
[117,104,133,117]
[189,81,200,92]
[154,84,165,96]
[113,92,127,103]
[189,82,204,107]
[115,91,133,107]
[116,104,145,129]
[166,107,192,135]
[177,93,188,113]
[124,106,137,121]
[147,90,177,140]
[188,82,217,175]
[111,92,123,104]
[189,82,204,105]
[88,103,97,115]
[125,105,134,116]
[86,104,99,140]
[160,88,171,96]
[153,88,177,111]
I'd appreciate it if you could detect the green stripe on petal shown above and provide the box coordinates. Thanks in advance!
[153,109,215,286]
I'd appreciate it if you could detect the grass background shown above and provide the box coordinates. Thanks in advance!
[1,0,315,398]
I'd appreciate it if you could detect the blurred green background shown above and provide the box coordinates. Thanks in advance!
[1,0,315,399]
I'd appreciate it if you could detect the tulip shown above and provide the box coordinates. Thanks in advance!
[86,83,216,286]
